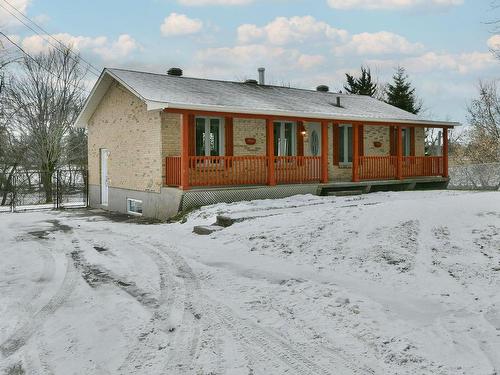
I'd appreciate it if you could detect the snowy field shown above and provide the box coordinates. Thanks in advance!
[0,190,499,375]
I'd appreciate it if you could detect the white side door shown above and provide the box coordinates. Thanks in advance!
[100,149,109,205]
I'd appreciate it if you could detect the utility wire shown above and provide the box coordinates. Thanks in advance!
[0,31,91,94]
[0,0,101,77]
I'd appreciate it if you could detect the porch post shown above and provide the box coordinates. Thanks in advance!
[321,120,329,183]
[352,123,359,182]
[396,125,403,180]
[266,118,276,186]
[180,113,190,190]
[442,127,449,178]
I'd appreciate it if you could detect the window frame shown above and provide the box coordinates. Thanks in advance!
[194,116,225,157]
[339,123,353,166]
[273,120,297,157]
[126,198,143,216]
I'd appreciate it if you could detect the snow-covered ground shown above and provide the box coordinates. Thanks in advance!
[0,190,499,375]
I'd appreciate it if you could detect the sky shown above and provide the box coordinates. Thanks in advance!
[1,0,499,125]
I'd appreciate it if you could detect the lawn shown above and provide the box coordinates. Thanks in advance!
[0,190,499,374]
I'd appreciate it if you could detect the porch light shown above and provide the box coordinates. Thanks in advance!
[300,130,307,136]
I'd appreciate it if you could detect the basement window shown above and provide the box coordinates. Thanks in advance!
[127,198,143,216]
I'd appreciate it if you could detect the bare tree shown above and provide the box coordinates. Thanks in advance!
[7,47,88,202]
[463,80,500,163]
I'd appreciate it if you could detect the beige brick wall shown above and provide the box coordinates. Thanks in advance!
[415,127,425,156]
[364,126,390,156]
[233,118,267,156]
[88,82,163,193]
[161,112,181,157]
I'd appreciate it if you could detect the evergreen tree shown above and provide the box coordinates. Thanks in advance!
[343,66,377,96]
[385,66,422,114]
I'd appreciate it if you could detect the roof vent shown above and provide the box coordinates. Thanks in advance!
[245,79,258,84]
[316,85,329,92]
[336,96,342,107]
[258,67,265,85]
[167,67,183,76]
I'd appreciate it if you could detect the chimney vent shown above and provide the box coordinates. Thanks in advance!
[245,79,258,84]
[336,96,342,107]
[316,85,329,92]
[167,67,183,76]
[258,67,265,85]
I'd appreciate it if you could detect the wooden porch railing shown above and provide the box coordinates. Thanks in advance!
[358,156,398,180]
[166,155,445,187]
[188,156,268,186]
[358,156,444,180]
[275,156,321,184]
[402,156,443,177]
[165,156,181,186]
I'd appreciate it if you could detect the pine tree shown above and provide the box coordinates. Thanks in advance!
[385,66,421,114]
[343,66,377,96]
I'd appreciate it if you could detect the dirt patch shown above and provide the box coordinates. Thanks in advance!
[70,248,158,308]
[27,219,72,239]
[5,363,25,375]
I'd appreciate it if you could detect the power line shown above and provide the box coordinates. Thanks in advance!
[0,0,101,77]
[0,31,92,95]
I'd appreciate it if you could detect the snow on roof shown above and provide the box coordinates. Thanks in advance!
[75,68,460,128]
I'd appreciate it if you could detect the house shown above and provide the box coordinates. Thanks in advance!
[75,67,459,219]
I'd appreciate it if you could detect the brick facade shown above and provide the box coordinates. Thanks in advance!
[88,82,163,193]
[233,118,267,156]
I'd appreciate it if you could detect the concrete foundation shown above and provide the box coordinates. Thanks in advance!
[89,176,449,220]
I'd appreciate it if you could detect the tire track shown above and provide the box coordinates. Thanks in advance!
[0,256,78,358]
[155,243,338,375]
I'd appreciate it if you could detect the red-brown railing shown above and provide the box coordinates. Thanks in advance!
[358,156,398,180]
[188,156,268,186]
[402,156,443,177]
[165,156,181,186]
[275,156,321,184]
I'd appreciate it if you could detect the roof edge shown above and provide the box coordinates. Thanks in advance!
[154,101,459,127]
[74,68,149,128]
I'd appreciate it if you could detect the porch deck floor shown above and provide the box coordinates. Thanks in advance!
[180,176,448,192]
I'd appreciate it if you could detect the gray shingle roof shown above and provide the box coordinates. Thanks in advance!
[75,68,459,127]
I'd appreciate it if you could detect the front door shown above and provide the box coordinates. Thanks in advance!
[307,123,321,156]
[100,149,109,205]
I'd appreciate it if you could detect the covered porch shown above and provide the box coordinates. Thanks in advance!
[163,109,450,190]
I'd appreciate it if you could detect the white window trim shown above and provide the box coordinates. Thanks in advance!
[195,116,225,156]
[126,198,143,216]
[274,121,297,156]
[339,124,352,166]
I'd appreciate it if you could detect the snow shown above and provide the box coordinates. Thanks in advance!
[0,190,499,374]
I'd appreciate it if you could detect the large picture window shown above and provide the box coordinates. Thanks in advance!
[273,121,296,156]
[195,117,224,156]
[339,124,353,164]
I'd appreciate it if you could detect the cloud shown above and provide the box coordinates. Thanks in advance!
[94,34,139,60]
[160,13,203,36]
[326,0,463,10]
[20,33,138,60]
[335,31,424,56]
[0,0,31,26]
[178,0,252,4]
[195,44,326,76]
[487,34,500,51]
[237,16,348,45]
[368,51,497,74]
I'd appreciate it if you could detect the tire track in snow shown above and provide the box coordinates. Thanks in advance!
[156,243,339,375]
[0,256,78,358]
